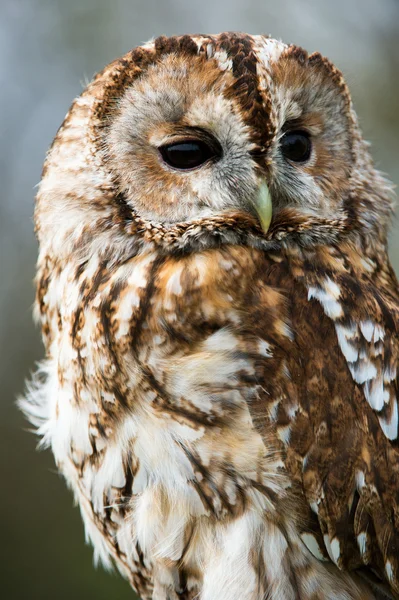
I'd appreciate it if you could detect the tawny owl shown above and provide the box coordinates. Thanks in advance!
[21,32,399,599]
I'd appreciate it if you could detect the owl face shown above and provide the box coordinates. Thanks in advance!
[35,33,392,261]
[107,52,259,224]
[105,35,354,227]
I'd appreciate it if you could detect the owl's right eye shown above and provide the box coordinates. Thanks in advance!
[159,140,220,171]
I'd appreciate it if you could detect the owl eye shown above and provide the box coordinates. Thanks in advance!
[281,131,312,163]
[159,140,220,170]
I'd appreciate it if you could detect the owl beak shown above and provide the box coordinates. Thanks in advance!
[253,181,272,233]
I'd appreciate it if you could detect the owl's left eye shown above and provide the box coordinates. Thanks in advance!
[159,140,220,171]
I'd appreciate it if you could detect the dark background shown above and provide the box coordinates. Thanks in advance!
[1,0,399,598]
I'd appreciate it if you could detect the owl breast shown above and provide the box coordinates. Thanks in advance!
[34,243,375,600]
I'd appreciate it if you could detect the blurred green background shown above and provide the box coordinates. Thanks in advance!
[1,0,399,598]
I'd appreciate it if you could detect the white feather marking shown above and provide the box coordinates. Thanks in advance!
[357,532,367,556]
[335,317,395,439]
[286,403,299,418]
[301,533,328,561]
[213,50,233,71]
[360,257,376,273]
[169,420,205,442]
[310,501,319,515]
[329,538,341,565]
[348,361,377,385]
[206,43,214,58]
[258,339,272,357]
[356,470,366,490]
[280,322,294,340]
[308,287,343,319]
[202,328,239,353]
[379,399,398,440]
[323,277,341,299]
[254,37,287,70]
[386,560,394,582]
[384,365,397,382]
[277,425,291,445]
[323,535,337,564]
[335,325,359,362]
[218,258,234,271]
[165,266,183,295]
[268,399,280,422]
[360,320,374,343]
[364,377,385,411]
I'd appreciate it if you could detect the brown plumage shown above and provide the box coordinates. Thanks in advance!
[21,33,399,599]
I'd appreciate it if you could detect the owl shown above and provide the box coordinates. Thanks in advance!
[20,32,399,600]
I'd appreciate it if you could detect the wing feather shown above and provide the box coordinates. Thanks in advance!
[251,245,399,596]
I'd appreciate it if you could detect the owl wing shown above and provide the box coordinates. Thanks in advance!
[268,244,399,596]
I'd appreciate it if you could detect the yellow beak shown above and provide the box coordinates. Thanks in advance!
[254,181,272,233]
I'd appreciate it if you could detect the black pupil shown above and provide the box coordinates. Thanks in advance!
[281,131,311,162]
[159,141,215,170]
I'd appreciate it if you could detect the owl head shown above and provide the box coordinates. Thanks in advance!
[35,33,393,262]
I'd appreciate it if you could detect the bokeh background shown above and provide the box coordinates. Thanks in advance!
[1,0,399,598]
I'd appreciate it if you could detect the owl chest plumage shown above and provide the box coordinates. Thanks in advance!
[38,245,288,597]
[33,240,388,600]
